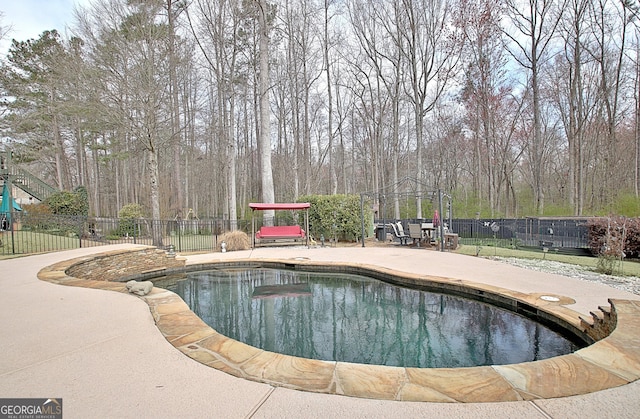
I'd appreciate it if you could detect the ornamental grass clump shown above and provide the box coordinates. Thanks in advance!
[219,230,250,252]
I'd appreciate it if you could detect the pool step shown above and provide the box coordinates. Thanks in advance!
[579,302,616,341]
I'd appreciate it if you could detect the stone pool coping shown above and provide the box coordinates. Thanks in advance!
[37,249,640,403]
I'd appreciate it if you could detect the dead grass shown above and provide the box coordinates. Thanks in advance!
[218,230,251,252]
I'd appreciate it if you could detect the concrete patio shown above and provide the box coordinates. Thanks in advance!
[2,244,640,418]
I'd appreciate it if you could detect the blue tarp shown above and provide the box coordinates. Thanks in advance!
[1,183,22,229]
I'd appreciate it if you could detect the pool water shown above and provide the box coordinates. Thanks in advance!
[158,268,581,368]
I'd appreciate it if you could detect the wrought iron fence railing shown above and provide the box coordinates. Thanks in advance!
[1,212,592,257]
[376,217,591,254]
[449,218,589,249]
[0,212,250,256]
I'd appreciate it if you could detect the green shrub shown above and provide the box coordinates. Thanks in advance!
[20,203,51,231]
[44,187,89,216]
[73,186,90,216]
[298,194,372,242]
[596,254,619,275]
[20,202,81,236]
[116,203,145,237]
[119,203,145,219]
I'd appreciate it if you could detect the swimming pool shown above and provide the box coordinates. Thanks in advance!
[155,268,582,368]
[39,248,640,403]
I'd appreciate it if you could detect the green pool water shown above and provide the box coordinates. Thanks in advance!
[156,268,582,368]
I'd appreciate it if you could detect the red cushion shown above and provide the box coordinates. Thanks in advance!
[256,225,305,238]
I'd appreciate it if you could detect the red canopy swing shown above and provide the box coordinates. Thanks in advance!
[249,203,311,248]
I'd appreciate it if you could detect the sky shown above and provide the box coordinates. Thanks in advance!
[0,0,90,55]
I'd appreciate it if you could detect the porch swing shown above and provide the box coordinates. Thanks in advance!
[249,202,310,248]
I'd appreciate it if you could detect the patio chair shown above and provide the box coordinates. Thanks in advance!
[388,222,410,245]
[408,223,423,246]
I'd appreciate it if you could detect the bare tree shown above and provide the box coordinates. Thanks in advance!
[166,0,185,218]
[502,0,565,214]
[348,0,406,219]
[187,0,248,228]
[626,1,640,197]
[459,0,524,217]
[7,0,640,224]
[634,32,640,197]
[0,12,11,42]
[79,0,175,244]
[586,0,631,207]
[554,0,594,215]
[323,0,335,194]
[278,0,324,198]
[397,0,461,219]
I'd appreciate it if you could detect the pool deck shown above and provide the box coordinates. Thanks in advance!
[2,244,640,418]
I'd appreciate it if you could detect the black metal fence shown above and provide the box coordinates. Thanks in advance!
[379,217,591,254]
[1,211,592,257]
[0,212,250,256]
[450,218,589,249]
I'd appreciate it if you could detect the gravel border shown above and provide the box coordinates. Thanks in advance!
[490,256,640,295]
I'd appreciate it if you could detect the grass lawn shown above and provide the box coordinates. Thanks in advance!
[0,230,219,259]
[454,243,640,277]
[0,231,81,259]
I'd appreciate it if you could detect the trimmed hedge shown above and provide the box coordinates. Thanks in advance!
[298,194,372,242]
[44,189,89,217]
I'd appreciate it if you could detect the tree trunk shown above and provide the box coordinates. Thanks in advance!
[324,0,337,195]
[167,0,184,218]
[257,0,275,224]
[148,144,163,247]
